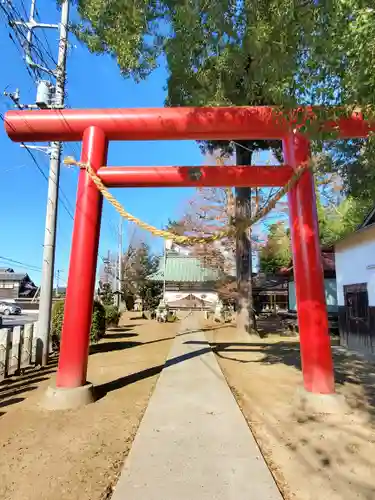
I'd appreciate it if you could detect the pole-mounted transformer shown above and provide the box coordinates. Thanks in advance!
[36,80,53,109]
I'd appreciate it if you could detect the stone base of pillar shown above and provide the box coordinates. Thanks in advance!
[294,387,349,416]
[40,383,95,410]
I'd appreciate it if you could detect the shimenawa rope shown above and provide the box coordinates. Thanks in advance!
[63,156,312,246]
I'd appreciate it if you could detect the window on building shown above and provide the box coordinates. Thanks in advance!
[344,283,369,320]
[0,281,14,289]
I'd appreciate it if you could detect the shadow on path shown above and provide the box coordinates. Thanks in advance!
[104,332,139,339]
[95,346,211,400]
[89,335,176,355]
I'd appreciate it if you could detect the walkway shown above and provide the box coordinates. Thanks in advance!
[112,316,282,500]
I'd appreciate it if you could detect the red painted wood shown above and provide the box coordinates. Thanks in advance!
[97,165,294,188]
[4,106,373,143]
[284,134,335,394]
[56,126,108,389]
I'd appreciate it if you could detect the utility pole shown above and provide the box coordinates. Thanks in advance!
[117,218,123,308]
[6,1,70,365]
[35,0,69,365]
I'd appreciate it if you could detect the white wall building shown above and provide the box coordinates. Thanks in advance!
[334,207,375,355]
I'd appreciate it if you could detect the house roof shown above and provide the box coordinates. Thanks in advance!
[149,251,220,282]
[360,204,375,229]
[0,271,28,281]
[252,273,288,290]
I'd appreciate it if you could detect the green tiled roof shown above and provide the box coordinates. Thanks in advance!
[149,252,220,282]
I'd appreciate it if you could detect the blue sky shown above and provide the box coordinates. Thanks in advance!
[0,0,205,285]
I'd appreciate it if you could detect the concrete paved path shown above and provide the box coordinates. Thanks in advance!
[112,317,282,500]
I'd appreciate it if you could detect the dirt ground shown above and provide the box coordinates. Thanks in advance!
[0,314,177,500]
[205,321,375,500]
[2,313,375,500]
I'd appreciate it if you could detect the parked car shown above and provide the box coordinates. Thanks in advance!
[0,302,22,316]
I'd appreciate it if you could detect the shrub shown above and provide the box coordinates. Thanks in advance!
[51,300,64,345]
[105,305,120,327]
[51,299,106,344]
[91,301,106,342]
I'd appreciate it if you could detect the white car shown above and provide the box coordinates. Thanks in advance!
[0,302,22,316]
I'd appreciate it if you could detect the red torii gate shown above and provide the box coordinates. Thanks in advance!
[5,106,373,402]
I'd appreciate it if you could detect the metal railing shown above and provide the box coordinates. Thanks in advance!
[0,321,38,381]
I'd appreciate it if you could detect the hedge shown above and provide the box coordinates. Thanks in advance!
[51,300,106,344]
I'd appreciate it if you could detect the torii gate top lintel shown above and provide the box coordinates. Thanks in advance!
[4,106,374,143]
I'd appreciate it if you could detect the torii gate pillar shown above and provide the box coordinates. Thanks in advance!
[284,133,334,394]
[56,126,108,390]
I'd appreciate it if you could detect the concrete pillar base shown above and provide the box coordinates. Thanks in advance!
[40,383,95,410]
[295,387,350,415]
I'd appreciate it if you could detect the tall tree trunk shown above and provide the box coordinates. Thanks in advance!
[235,144,255,334]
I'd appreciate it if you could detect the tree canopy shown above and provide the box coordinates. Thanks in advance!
[73,1,375,106]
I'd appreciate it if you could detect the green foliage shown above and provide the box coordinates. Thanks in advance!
[91,301,106,342]
[98,281,114,306]
[73,2,375,124]
[51,299,106,344]
[300,3,375,108]
[260,193,372,272]
[316,191,340,246]
[104,305,121,327]
[316,138,375,206]
[316,184,372,246]
[338,197,373,234]
[259,223,291,273]
[70,0,165,80]
[51,300,64,343]
[322,196,372,243]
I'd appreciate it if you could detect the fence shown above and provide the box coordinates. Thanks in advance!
[0,321,39,381]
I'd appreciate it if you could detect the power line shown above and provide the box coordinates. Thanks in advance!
[0,6,79,218]
[3,29,36,81]
[1,5,89,224]
[22,143,75,219]
[0,1,57,81]
[1,115,115,243]
[34,4,58,66]
[0,111,75,220]
[0,255,42,272]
